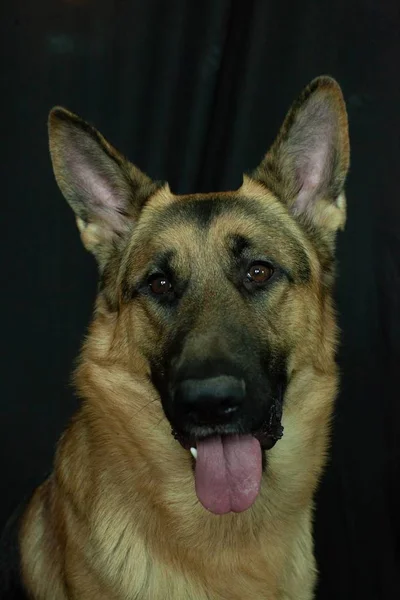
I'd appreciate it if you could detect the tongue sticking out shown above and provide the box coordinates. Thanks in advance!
[194,435,262,515]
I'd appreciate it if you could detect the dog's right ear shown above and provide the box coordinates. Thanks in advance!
[48,107,162,266]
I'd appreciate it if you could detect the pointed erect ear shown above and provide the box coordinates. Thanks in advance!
[48,107,162,265]
[250,76,350,233]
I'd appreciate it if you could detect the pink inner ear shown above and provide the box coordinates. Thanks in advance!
[293,141,330,214]
[289,93,338,216]
[67,145,129,233]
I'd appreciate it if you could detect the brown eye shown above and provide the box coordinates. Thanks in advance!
[247,264,273,284]
[149,275,173,295]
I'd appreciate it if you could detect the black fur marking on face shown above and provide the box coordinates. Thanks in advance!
[179,198,223,228]
[160,197,260,229]
[228,234,252,261]
[145,250,177,283]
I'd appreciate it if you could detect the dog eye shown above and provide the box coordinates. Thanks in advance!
[246,264,274,284]
[148,275,173,295]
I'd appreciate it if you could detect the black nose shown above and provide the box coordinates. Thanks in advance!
[173,375,246,425]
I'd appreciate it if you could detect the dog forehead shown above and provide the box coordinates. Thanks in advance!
[148,190,259,224]
[124,189,314,287]
[153,187,295,236]
[139,187,293,242]
[131,193,264,265]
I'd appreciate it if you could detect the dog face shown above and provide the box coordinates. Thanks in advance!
[48,76,349,514]
[121,191,307,450]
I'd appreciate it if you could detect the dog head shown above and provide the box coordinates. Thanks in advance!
[48,76,349,514]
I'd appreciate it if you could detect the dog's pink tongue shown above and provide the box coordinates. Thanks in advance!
[195,435,262,515]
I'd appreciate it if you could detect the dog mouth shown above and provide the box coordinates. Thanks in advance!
[171,399,284,516]
[172,424,283,452]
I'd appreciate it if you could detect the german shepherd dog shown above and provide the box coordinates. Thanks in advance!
[3,76,349,599]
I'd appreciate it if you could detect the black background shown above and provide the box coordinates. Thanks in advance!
[1,1,400,598]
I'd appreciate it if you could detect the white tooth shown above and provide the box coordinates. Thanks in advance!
[190,447,198,460]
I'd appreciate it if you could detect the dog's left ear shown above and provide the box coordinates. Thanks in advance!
[250,76,350,233]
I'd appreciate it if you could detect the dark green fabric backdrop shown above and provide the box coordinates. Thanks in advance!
[1,1,399,598]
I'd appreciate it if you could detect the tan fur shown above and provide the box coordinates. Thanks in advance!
[19,76,349,599]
